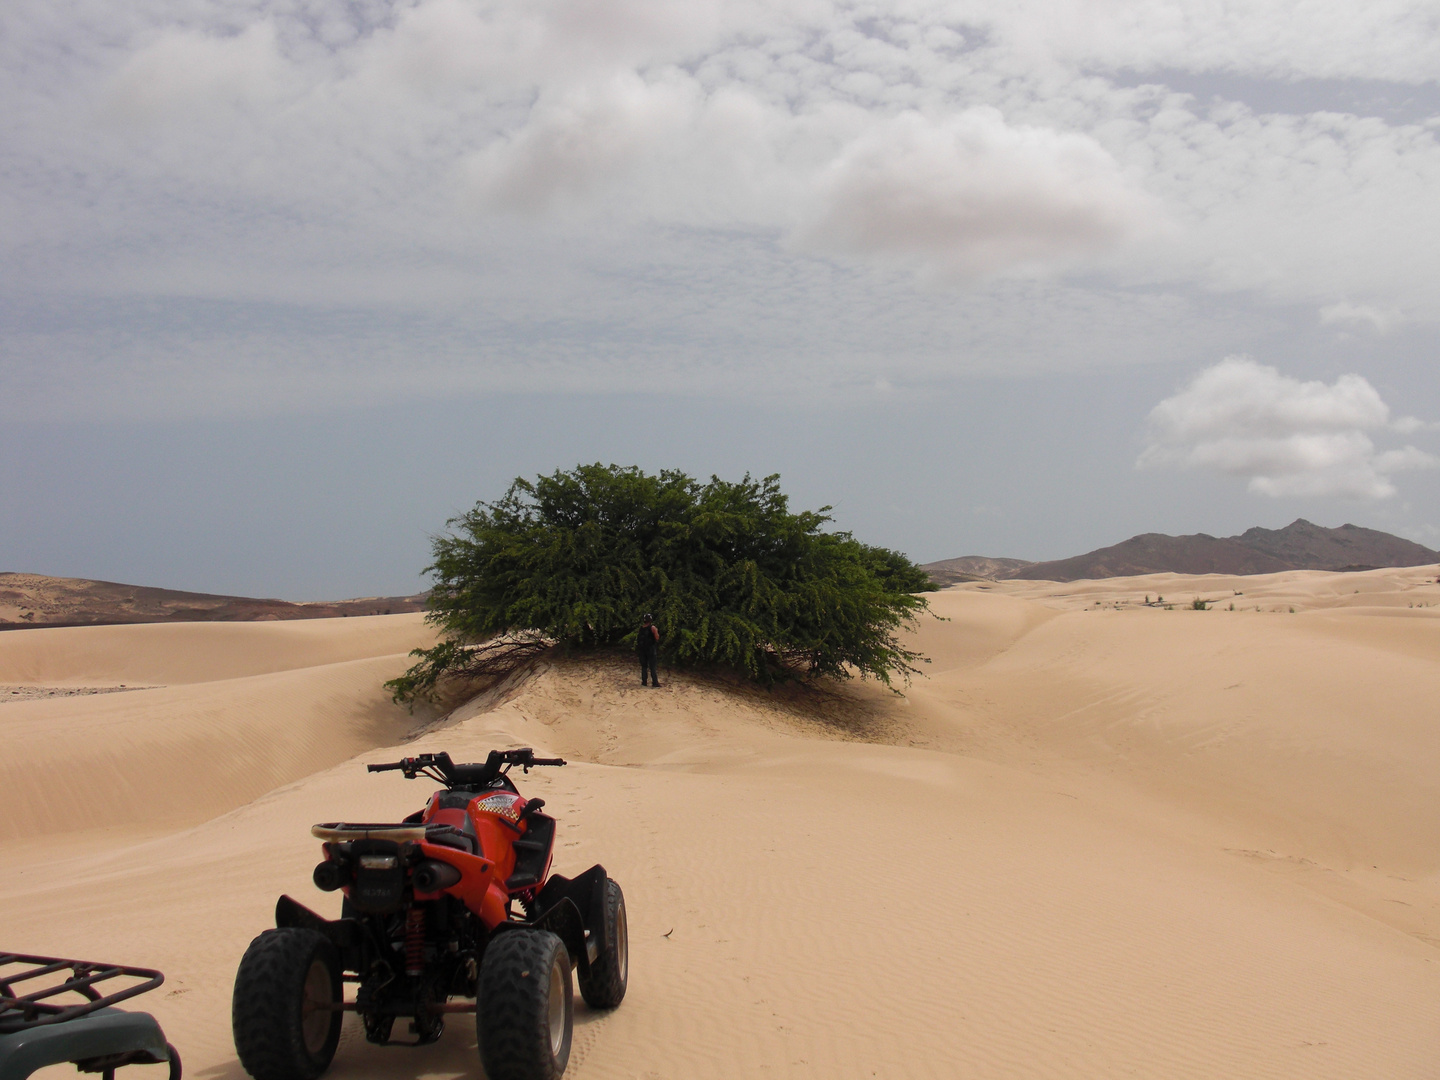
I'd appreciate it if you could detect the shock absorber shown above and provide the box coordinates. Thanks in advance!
[404,907,425,976]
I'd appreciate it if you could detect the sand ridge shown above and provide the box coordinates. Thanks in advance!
[2,571,1438,1078]
[0,614,436,848]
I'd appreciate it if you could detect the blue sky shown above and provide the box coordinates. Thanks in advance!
[4,0,1439,597]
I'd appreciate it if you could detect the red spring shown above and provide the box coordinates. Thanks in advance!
[404,907,425,976]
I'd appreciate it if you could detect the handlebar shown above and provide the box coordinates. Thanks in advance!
[365,748,566,786]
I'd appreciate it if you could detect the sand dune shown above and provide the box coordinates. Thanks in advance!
[0,615,434,849]
[0,614,432,686]
[3,571,1438,1078]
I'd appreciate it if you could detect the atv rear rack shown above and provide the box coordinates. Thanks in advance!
[0,953,164,1034]
[311,823,427,843]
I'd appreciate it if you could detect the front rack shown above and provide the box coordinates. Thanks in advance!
[0,952,164,1033]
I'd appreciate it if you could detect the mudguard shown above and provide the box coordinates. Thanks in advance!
[530,865,610,971]
[274,895,365,970]
[525,898,589,967]
[276,862,612,978]
[0,1009,176,1080]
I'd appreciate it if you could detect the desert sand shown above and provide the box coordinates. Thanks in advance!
[2,566,1438,1078]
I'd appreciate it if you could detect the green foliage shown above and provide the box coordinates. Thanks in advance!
[1191,597,1208,610]
[387,464,936,702]
[387,638,467,703]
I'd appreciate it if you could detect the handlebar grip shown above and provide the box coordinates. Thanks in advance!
[530,757,566,766]
[367,762,406,772]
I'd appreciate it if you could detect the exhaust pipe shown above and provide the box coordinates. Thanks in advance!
[412,860,462,893]
[313,859,349,892]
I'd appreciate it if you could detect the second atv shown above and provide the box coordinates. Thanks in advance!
[231,748,627,1080]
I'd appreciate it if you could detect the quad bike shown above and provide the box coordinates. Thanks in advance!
[0,951,180,1080]
[231,748,627,1080]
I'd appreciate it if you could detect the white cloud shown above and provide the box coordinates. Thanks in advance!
[1391,415,1432,434]
[1138,356,1439,499]
[1130,107,1440,314]
[108,22,293,121]
[11,0,1440,303]
[1320,301,1404,334]
[8,0,1440,417]
[466,71,699,213]
[1009,0,1440,82]
[792,108,1161,277]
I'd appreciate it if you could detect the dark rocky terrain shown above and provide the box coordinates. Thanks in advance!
[924,520,1440,584]
[0,572,426,629]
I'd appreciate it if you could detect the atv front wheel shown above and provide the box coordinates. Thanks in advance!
[477,928,573,1080]
[232,928,342,1080]
[577,877,628,1009]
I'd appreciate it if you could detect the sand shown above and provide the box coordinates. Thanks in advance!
[2,569,1437,1078]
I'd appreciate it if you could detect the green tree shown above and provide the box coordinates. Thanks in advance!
[387,464,935,702]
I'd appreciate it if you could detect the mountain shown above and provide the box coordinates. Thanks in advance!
[0,573,426,629]
[922,520,1440,584]
[1230,520,1438,572]
[1005,534,1293,581]
[920,556,1036,587]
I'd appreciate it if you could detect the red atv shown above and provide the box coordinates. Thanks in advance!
[231,748,627,1080]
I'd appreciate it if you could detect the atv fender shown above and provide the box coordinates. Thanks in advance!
[530,865,610,971]
[274,895,364,970]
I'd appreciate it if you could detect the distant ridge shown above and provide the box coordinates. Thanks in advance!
[0,572,426,629]
[923,520,1440,584]
[921,556,1035,587]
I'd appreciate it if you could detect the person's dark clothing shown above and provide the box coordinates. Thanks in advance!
[637,622,660,686]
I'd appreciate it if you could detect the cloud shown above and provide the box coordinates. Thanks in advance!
[8,0,1440,419]
[1012,0,1440,83]
[109,22,293,121]
[466,92,1163,272]
[1320,301,1404,334]
[1138,356,1439,499]
[466,71,698,213]
[792,108,1160,277]
[1391,415,1433,435]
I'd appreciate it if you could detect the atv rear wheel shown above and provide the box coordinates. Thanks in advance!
[577,877,627,1009]
[476,928,573,1080]
[232,928,342,1080]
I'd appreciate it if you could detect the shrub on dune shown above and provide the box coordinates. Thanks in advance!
[386,464,935,703]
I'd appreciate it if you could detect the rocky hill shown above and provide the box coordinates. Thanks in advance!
[920,556,1035,587]
[1230,520,1437,572]
[0,572,426,629]
[924,520,1439,584]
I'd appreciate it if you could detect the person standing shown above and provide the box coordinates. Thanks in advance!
[637,613,661,687]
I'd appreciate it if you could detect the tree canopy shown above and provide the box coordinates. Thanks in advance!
[386,464,935,702]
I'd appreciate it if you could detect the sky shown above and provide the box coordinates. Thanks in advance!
[3,0,1440,598]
